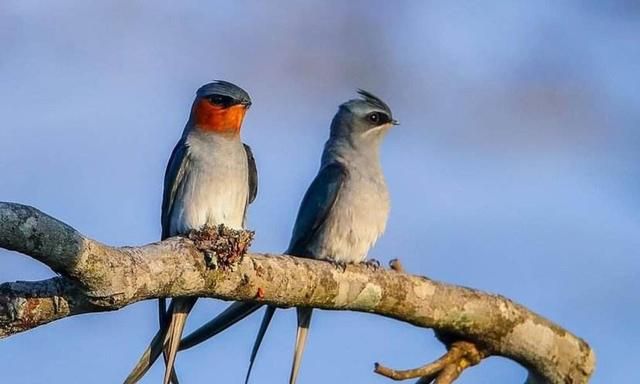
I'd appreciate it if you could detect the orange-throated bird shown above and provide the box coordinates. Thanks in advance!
[124,80,257,384]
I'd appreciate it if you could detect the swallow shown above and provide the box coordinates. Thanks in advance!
[124,80,257,384]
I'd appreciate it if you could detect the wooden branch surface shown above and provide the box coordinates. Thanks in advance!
[0,202,595,383]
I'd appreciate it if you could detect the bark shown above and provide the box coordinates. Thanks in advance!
[0,202,595,383]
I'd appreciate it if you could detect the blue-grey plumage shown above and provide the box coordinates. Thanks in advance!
[285,90,394,383]
[179,90,396,384]
[124,80,257,384]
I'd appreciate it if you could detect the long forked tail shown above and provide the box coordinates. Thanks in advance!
[179,301,263,351]
[244,306,277,384]
[157,299,181,384]
[123,319,170,384]
[289,308,313,384]
[126,300,259,384]
[162,298,196,384]
[123,299,195,384]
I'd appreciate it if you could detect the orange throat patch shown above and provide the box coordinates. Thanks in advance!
[194,100,247,135]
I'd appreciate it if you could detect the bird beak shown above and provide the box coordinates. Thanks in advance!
[391,119,400,126]
[240,100,252,109]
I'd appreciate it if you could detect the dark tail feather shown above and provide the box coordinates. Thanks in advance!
[244,305,277,384]
[158,298,168,327]
[289,308,313,384]
[123,323,168,384]
[179,301,263,351]
[124,300,178,384]
[157,299,180,383]
[162,298,196,384]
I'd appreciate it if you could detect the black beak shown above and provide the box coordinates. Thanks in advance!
[240,99,252,108]
[391,119,400,125]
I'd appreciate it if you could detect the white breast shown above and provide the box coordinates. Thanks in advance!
[312,169,390,264]
[169,131,249,236]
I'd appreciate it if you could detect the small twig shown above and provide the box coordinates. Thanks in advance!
[379,260,484,383]
[375,341,484,384]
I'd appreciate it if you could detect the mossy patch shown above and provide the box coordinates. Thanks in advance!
[188,225,254,270]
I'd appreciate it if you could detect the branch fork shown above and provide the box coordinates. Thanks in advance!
[375,340,485,384]
[376,260,487,384]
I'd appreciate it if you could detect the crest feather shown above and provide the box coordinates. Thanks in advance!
[357,89,392,116]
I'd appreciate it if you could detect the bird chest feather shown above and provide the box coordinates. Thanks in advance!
[169,131,249,234]
[317,169,389,264]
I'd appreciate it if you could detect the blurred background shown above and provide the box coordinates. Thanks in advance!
[0,1,638,383]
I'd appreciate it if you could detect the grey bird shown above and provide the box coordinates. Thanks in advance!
[123,80,257,384]
[179,90,396,383]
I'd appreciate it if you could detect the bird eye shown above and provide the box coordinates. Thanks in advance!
[207,94,233,106]
[367,112,389,125]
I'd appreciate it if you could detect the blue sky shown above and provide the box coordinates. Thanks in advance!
[0,2,638,383]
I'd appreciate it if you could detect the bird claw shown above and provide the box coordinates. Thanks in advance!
[374,341,485,384]
[389,258,405,272]
[364,259,381,270]
[331,260,348,272]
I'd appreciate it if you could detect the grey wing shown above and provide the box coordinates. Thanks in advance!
[161,138,190,240]
[286,162,348,257]
[244,143,258,204]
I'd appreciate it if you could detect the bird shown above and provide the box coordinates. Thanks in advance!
[123,80,258,384]
[179,89,396,383]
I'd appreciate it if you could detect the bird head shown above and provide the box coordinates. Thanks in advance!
[330,89,398,143]
[190,80,252,136]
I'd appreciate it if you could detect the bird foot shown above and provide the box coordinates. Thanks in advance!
[374,341,485,384]
[389,258,405,273]
[331,260,348,272]
[364,259,382,270]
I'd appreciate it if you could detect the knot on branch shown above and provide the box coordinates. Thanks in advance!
[187,225,254,270]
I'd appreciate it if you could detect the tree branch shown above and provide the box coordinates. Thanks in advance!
[0,202,595,383]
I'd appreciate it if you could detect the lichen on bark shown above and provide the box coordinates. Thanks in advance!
[0,202,595,384]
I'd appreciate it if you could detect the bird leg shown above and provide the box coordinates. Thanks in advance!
[374,340,485,384]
